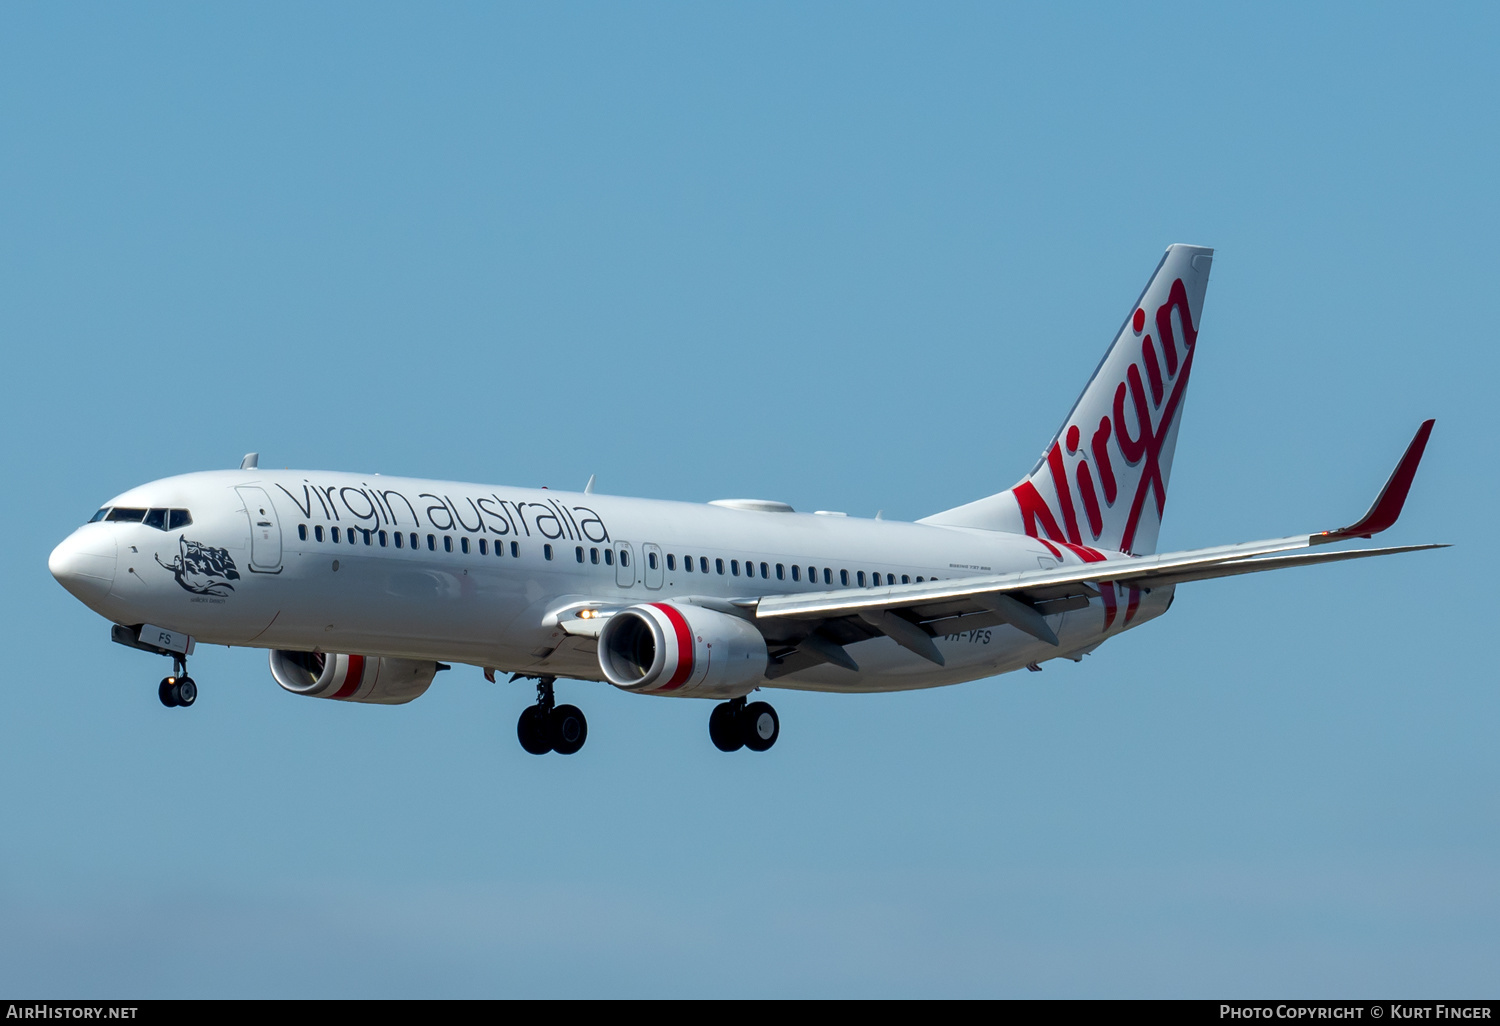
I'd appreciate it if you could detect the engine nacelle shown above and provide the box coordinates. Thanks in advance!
[597,602,768,698]
[268,650,438,705]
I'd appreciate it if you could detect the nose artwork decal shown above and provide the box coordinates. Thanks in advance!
[156,536,241,596]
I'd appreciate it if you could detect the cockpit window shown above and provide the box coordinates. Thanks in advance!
[98,507,193,530]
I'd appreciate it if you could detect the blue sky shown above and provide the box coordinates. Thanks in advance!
[2,2,1495,997]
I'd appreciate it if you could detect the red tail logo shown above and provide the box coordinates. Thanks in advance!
[1015,277,1200,554]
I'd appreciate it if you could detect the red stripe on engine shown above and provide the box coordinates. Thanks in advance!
[651,603,695,691]
[333,654,365,699]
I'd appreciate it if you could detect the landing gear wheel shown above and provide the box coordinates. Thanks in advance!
[158,678,179,708]
[709,701,744,752]
[551,704,588,755]
[517,705,553,755]
[742,701,779,752]
[175,677,197,707]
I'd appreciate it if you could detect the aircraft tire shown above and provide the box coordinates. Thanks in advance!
[708,702,744,752]
[176,678,197,707]
[551,704,587,755]
[517,706,553,755]
[158,678,179,708]
[742,702,779,752]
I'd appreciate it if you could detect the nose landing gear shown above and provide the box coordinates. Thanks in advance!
[708,697,779,753]
[157,652,196,708]
[515,676,589,756]
[112,625,199,709]
[158,674,197,707]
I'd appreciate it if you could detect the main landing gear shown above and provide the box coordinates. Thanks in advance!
[516,676,588,756]
[708,697,779,753]
[157,652,196,708]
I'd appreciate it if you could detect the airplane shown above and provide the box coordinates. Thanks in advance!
[48,244,1443,756]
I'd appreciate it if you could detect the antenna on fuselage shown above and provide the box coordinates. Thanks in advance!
[584,474,596,494]
[240,453,259,470]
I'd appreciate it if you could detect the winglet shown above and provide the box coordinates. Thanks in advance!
[1312,419,1434,544]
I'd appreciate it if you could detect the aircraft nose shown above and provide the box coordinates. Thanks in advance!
[49,530,117,606]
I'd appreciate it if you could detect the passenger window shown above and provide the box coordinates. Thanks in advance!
[808,566,816,582]
[332,527,341,543]
[683,554,692,572]
[857,571,866,587]
[106,508,147,523]
[590,548,599,564]
[379,530,388,547]
[648,552,658,570]
[510,541,520,557]
[363,530,372,546]
[916,576,924,582]
[716,558,724,575]
[840,570,849,586]
[460,537,469,554]
[168,509,192,530]
[621,550,630,567]
[145,509,168,530]
[576,546,585,563]
[759,562,769,579]
[667,554,676,571]
[410,533,418,550]
[315,526,325,543]
[776,563,785,580]
[89,508,110,523]
[544,544,554,560]
[731,560,740,576]
[395,531,403,549]
[604,549,614,566]
[901,575,910,584]
[791,565,800,581]
[443,536,452,552]
[297,524,308,541]
[479,539,487,555]
[700,556,708,574]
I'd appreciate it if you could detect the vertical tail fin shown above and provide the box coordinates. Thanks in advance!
[919,244,1214,555]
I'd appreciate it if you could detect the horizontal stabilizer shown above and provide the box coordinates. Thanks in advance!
[755,419,1442,636]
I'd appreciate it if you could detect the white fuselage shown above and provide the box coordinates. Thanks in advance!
[50,469,1172,696]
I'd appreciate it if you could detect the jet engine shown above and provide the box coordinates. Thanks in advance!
[268,649,438,705]
[597,602,768,698]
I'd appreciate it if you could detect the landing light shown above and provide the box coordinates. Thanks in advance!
[577,609,599,619]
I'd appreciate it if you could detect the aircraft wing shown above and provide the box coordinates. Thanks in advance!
[749,421,1442,674]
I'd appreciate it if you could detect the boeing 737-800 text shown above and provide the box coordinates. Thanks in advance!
[48,245,1442,755]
